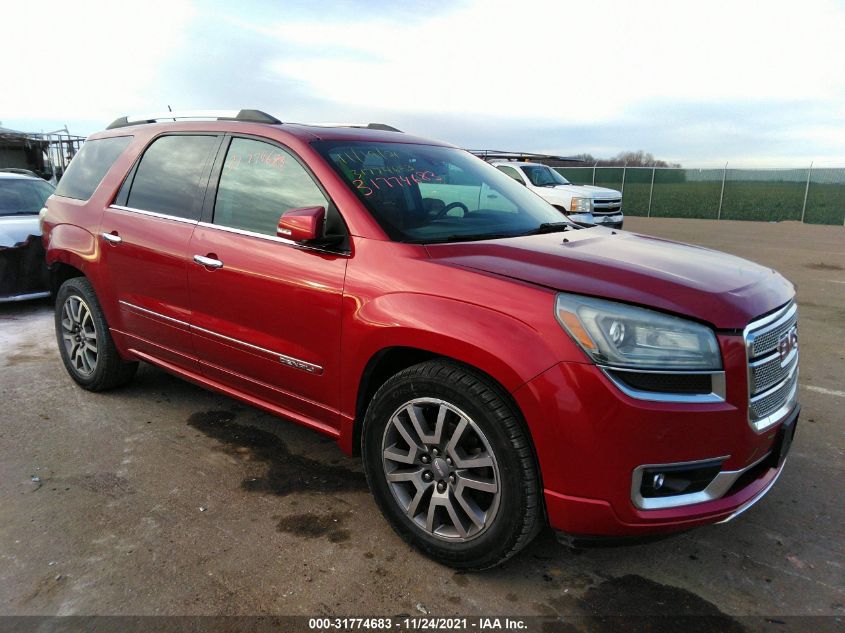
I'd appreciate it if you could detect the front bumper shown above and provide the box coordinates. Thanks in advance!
[513,359,797,537]
[592,213,624,228]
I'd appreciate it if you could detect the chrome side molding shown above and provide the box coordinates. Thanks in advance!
[118,300,323,375]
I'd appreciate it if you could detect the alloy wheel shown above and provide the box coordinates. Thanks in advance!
[381,398,501,541]
[60,295,98,376]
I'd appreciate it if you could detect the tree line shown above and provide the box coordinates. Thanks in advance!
[570,150,681,168]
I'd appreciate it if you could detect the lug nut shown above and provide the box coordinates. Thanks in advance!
[423,472,432,482]
[421,454,430,464]
[446,457,452,465]
[431,448,439,457]
[448,474,456,484]
[437,481,446,493]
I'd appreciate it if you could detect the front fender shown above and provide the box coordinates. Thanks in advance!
[341,292,563,423]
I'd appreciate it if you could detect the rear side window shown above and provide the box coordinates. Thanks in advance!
[496,165,523,183]
[126,135,220,220]
[54,136,132,200]
[212,137,328,236]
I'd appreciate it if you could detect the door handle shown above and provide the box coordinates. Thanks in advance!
[102,232,122,244]
[193,254,224,269]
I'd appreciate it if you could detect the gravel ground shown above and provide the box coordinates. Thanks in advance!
[0,218,842,627]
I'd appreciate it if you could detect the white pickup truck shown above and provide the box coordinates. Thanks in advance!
[491,161,624,228]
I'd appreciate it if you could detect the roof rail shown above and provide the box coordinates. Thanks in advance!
[468,150,585,162]
[296,122,403,132]
[105,109,282,130]
[364,123,402,132]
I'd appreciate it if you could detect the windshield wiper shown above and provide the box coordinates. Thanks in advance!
[406,231,524,244]
[523,222,575,235]
[406,224,578,244]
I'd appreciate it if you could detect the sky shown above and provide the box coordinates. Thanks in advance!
[2,0,844,167]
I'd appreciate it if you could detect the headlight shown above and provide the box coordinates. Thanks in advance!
[555,293,722,370]
[569,197,592,213]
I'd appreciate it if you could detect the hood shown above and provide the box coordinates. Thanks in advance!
[534,184,622,200]
[568,184,622,199]
[0,215,41,248]
[426,228,794,329]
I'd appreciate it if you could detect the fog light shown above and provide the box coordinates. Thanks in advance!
[638,459,724,499]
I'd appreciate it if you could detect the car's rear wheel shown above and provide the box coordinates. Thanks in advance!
[362,360,542,569]
[55,277,138,391]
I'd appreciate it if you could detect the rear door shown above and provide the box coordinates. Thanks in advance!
[187,135,349,430]
[99,133,222,370]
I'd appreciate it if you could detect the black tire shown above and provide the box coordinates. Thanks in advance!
[361,360,542,570]
[54,277,138,391]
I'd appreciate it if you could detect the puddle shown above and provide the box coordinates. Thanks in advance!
[187,410,367,496]
[276,511,351,542]
[576,574,746,632]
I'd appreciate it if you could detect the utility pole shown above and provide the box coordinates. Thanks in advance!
[647,167,656,217]
[801,162,813,223]
[717,162,728,220]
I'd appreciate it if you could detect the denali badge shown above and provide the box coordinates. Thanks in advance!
[278,354,324,375]
[778,325,798,363]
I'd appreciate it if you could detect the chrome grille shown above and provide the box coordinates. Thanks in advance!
[593,198,622,216]
[744,302,799,431]
[750,369,798,420]
[748,306,798,357]
[750,351,796,393]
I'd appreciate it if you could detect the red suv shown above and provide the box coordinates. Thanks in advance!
[42,110,799,569]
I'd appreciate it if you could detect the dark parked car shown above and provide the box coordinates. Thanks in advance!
[42,110,798,569]
[0,172,54,301]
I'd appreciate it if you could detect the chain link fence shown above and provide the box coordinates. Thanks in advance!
[554,166,845,225]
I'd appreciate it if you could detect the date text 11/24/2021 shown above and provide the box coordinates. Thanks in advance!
[308,617,529,630]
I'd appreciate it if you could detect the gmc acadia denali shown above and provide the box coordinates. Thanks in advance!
[41,110,799,569]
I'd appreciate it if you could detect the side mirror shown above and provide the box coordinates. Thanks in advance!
[277,206,325,242]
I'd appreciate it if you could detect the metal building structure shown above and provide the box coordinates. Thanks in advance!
[0,125,86,184]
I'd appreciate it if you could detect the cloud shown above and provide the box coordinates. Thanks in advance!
[0,0,195,122]
[260,0,845,122]
[2,0,843,166]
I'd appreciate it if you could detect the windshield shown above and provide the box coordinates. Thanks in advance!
[0,178,55,216]
[520,165,571,187]
[313,141,570,243]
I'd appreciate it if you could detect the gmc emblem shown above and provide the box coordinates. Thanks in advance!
[778,325,798,363]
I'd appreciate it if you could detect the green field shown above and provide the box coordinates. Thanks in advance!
[555,168,845,225]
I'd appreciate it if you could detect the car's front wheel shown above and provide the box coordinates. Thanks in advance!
[55,277,138,391]
[362,360,542,569]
